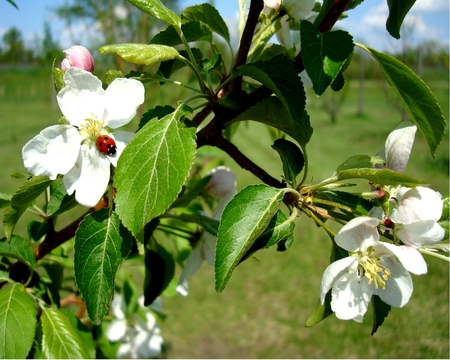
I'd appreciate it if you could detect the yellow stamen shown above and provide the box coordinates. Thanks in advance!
[78,115,104,140]
[358,251,391,289]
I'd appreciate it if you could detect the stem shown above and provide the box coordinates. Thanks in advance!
[419,248,450,262]
[157,76,204,94]
[176,55,209,95]
[300,206,337,238]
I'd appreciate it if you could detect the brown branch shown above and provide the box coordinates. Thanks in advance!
[230,0,264,93]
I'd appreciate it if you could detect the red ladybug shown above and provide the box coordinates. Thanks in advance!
[96,135,117,155]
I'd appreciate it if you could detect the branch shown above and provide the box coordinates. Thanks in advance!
[230,0,264,93]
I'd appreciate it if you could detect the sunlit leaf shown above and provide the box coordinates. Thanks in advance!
[215,185,285,292]
[0,283,37,358]
[99,43,179,66]
[0,235,35,266]
[115,106,196,236]
[74,209,133,324]
[359,45,446,158]
[126,0,181,27]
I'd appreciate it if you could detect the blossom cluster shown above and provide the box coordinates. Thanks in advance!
[319,122,446,322]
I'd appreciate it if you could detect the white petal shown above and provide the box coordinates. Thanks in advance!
[276,15,293,48]
[381,243,427,275]
[384,122,417,173]
[284,0,314,19]
[320,257,356,303]
[107,131,135,167]
[110,293,126,319]
[103,78,145,128]
[57,68,105,126]
[22,125,82,180]
[176,245,204,296]
[335,217,380,252]
[397,220,445,247]
[133,330,162,359]
[374,257,413,307]
[211,190,236,220]
[202,233,217,266]
[331,272,372,322]
[116,342,134,359]
[106,319,128,342]
[63,144,110,207]
[391,186,443,223]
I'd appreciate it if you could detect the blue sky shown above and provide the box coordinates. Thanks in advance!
[0,0,448,53]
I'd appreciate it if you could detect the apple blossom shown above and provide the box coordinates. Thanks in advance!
[106,294,163,359]
[22,67,145,207]
[320,216,425,322]
[176,166,237,296]
[61,45,95,72]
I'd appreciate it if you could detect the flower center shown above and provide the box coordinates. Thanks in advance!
[79,115,105,140]
[358,251,391,289]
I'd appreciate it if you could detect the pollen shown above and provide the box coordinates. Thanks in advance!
[79,115,105,140]
[358,253,391,289]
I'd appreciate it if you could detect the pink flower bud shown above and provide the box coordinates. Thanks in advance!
[61,45,94,72]
[204,166,236,199]
[264,0,281,10]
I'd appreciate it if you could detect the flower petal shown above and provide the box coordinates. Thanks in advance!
[374,257,413,307]
[335,216,380,252]
[107,131,135,167]
[381,242,427,275]
[176,244,204,296]
[331,272,372,322]
[63,144,110,207]
[22,125,82,180]
[320,257,356,304]
[397,220,445,247]
[110,293,126,319]
[103,78,145,128]
[57,68,105,127]
[106,319,128,342]
[384,121,417,173]
[391,186,443,223]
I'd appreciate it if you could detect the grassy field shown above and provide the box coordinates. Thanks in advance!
[0,66,448,358]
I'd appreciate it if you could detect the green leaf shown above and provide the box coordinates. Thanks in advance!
[99,43,179,66]
[74,209,133,325]
[337,168,427,187]
[28,220,50,242]
[52,65,65,93]
[359,45,446,157]
[301,21,354,95]
[105,69,124,85]
[46,182,77,218]
[158,48,203,83]
[151,21,213,46]
[371,295,391,335]
[334,155,384,173]
[3,175,53,239]
[138,105,175,131]
[0,193,11,209]
[41,307,91,359]
[126,0,181,27]
[272,139,305,186]
[170,175,212,209]
[215,185,285,292]
[240,210,296,263]
[143,242,175,306]
[0,235,36,266]
[305,292,333,327]
[237,55,306,128]
[169,212,220,236]
[313,0,334,27]
[0,283,37,358]
[238,0,248,39]
[386,0,416,39]
[59,309,96,358]
[231,97,313,148]
[318,190,374,215]
[182,3,230,43]
[115,106,197,236]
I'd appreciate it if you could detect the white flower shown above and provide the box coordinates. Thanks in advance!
[376,121,417,173]
[320,217,425,322]
[282,0,315,20]
[22,67,145,207]
[176,166,236,296]
[106,294,163,359]
[390,186,445,247]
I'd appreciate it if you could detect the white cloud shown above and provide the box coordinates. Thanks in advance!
[410,0,449,12]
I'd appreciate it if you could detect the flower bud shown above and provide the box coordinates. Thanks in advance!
[264,0,281,10]
[204,166,236,199]
[61,45,94,72]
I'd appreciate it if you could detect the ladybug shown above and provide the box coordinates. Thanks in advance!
[96,135,117,155]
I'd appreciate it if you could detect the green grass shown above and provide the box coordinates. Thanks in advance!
[0,67,448,358]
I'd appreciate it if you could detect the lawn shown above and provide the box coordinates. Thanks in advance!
[0,66,448,358]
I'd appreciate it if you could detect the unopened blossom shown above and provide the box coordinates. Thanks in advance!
[320,216,425,322]
[282,0,315,20]
[106,294,163,359]
[263,0,281,10]
[176,166,237,296]
[22,67,144,207]
[61,45,95,72]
